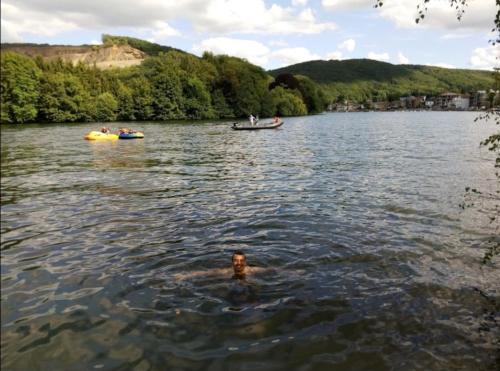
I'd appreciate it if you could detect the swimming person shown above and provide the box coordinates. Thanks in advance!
[174,250,270,281]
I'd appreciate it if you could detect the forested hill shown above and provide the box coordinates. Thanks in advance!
[1,36,327,124]
[269,59,495,102]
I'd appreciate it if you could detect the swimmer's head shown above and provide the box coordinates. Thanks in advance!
[232,250,247,277]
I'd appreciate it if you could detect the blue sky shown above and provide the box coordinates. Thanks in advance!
[1,0,497,70]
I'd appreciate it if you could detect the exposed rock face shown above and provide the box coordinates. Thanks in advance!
[1,44,146,69]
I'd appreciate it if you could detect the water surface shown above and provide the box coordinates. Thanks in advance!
[1,112,499,370]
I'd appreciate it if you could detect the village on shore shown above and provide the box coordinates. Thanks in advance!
[328,90,500,112]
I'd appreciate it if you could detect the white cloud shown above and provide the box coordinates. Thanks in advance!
[194,1,336,35]
[90,39,101,45]
[440,33,472,40]
[193,38,321,68]
[1,2,79,42]
[378,0,495,32]
[322,0,496,32]
[425,62,456,69]
[326,51,343,60]
[1,20,23,42]
[192,37,270,66]
[268,40,289,47]
[398,52,409,64]
[368,51,390,61]
[322,0,371,10]
[292,0,308,6]
[338,38,356,52]
[1,0,336,43]
[270,47,321,66]
[469,45,499,71]
[150,21,181,42]
[325,38,355,61]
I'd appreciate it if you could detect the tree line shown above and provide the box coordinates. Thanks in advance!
[0,49,328,124]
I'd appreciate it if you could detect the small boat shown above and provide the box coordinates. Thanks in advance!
[84,131,119,140]
[231,119,284,130]
[119,131,144,139]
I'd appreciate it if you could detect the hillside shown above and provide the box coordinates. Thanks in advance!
[0,36,189,70]
[0,43,146,69]
[269,59,495,101]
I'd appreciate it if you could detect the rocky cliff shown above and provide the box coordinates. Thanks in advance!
[1,43,146,69]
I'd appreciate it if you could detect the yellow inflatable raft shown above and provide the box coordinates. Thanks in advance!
[84,131,119,141]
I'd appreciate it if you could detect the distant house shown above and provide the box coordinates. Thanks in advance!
[399,95,426,109]
[425,99,434,109]
[451,95,470,110]
[389,100,404,110]
[434,92,460,110]
[372,101,388,111]
[469,90,487,109]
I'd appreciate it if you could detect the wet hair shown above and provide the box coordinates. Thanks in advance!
[232,250,245,261]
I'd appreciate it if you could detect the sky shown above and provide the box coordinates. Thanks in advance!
[1,0,498,71]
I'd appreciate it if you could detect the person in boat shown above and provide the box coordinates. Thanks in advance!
[100,127,110,134]
[119,127,130,134]
[174,250,270,281]
[249,114,255,126]
[273,116,280,124]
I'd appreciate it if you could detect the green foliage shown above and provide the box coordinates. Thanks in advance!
[181,76,216,119]
[94,92,118,122]
[102,34,183,56]
[38,72,91,122]
[270,87,307,116]
[209,54,272,117]
[142,55,184,120]
[296,75,328,113]
[1,52,41,124]
[111,80,135,121]
[211,89,234,118]
[127,76,154,120]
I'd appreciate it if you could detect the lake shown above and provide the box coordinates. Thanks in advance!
[1,112,499,371]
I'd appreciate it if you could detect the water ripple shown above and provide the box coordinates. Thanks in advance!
[1,113,499,370]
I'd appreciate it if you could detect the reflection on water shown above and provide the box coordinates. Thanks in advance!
[1,113,499,371]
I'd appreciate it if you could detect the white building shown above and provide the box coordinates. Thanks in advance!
[451,95,470,110]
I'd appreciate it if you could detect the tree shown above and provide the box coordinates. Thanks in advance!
[181,75,216,119]
[270,86,307,116]
[109,79,135,121]
[94,92,118,122]
[142,55,184,120]
[211,89,234,118]
[127,76,154,121]
[38,72,92,122]
[1,52,41,124]
[296,75,327,113]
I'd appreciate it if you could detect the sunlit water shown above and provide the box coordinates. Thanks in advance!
[1,112,499,371]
